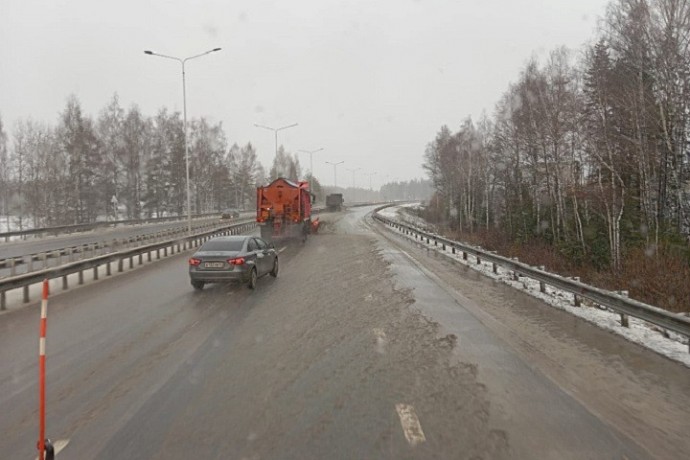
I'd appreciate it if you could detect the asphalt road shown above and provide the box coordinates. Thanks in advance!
[0,205,687,459]
[0,215,252,277]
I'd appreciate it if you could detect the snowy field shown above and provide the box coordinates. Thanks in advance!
[378,204,690,368]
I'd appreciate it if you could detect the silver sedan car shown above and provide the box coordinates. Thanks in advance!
[188,235,278,290]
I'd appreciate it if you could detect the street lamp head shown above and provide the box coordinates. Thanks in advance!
[144,50,154,55]
[212,47,222,52]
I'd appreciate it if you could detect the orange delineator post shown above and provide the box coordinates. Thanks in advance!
[38,279,49,460]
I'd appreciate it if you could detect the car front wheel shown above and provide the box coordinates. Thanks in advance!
[270,257,279,277]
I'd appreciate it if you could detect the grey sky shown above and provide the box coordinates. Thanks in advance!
[1,0,607,188]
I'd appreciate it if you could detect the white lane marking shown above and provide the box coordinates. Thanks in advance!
[278,247,287,253]
[34,438,70,459]
[373,328,387,354]
[395,403,426,446]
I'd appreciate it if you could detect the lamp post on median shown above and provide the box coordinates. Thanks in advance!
[299,148,324,177]
[325,160,344,189]
[346,167,360,202]
[366,172,377,190]
[254,123,299,160]
[144,47,222,234]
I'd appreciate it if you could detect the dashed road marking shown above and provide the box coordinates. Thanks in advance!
[373,328,387,354]
[395,403,426,446]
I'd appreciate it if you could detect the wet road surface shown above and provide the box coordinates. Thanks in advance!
[0,205,687,459]
[0,215,253,274]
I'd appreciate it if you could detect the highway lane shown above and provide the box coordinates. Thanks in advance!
[0,216,252,277]
[0,205,687,459]
[0,214,257,260]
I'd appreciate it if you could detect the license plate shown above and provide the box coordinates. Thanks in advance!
[204,262,224,268]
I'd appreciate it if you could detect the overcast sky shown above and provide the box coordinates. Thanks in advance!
[1,0,608,188]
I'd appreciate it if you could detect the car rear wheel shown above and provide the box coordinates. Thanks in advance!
[191,280,204,290]
[270,257,279,277]
[247,268,258,290]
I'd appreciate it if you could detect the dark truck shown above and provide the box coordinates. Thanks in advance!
[326,193,344,212]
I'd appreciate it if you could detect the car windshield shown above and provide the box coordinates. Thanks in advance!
[199,239,244,252]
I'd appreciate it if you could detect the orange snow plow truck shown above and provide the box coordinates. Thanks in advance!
[256,178,320,242]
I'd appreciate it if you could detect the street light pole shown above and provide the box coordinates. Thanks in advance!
[299,148,324,176]
[346,167,360,202]
[346,167,360,189]
[254,123,299,159]
[366,172,377,190]
[144,47,221,234]
[325,161,344,188]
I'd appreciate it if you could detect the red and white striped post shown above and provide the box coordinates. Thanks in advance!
[38,279,48,460]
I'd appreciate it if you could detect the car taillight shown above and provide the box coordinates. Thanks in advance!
[189,258,201,266]
[228,257,245,265]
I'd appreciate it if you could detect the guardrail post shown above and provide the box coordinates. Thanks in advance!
[171,244,175,255]
[164,247,168,257]
[572,277,581,307]
[539,267,546,293]
[93,266,99,280]
[476,256,481,264]
[129,256,133,269]
[156,249,160,259]
[23,285,29,303]
[139,253,143,265]
[78,269,84,285]
[492,262,498,274]
[147,251,152,262]
[68,247,74,262]
[442,242,446,250]
[618,291,630,327]
[10,258,16,276]
[28,256,34,273]
[107,261,111,276]
[42,253,48,269]
[462,251,467,260]
[118,258,124,272]
[54,250,61,266]
[62,275,68,290]
[452,246,456,254]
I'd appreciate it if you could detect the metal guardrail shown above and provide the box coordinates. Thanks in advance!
[374,211,690,351]
[0,211,243,241]
[0,220,257,310]
[0,218,256,275]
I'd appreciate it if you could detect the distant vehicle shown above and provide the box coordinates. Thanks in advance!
[326,193,344,212]
[188,235,278,290]
[221,208,241,220]
[256,177,319,242]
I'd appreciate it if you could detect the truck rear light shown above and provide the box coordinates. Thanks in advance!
[228,257,245,265]
[189,258,201,266]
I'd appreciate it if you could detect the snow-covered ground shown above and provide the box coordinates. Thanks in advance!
[378,204,690,368]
